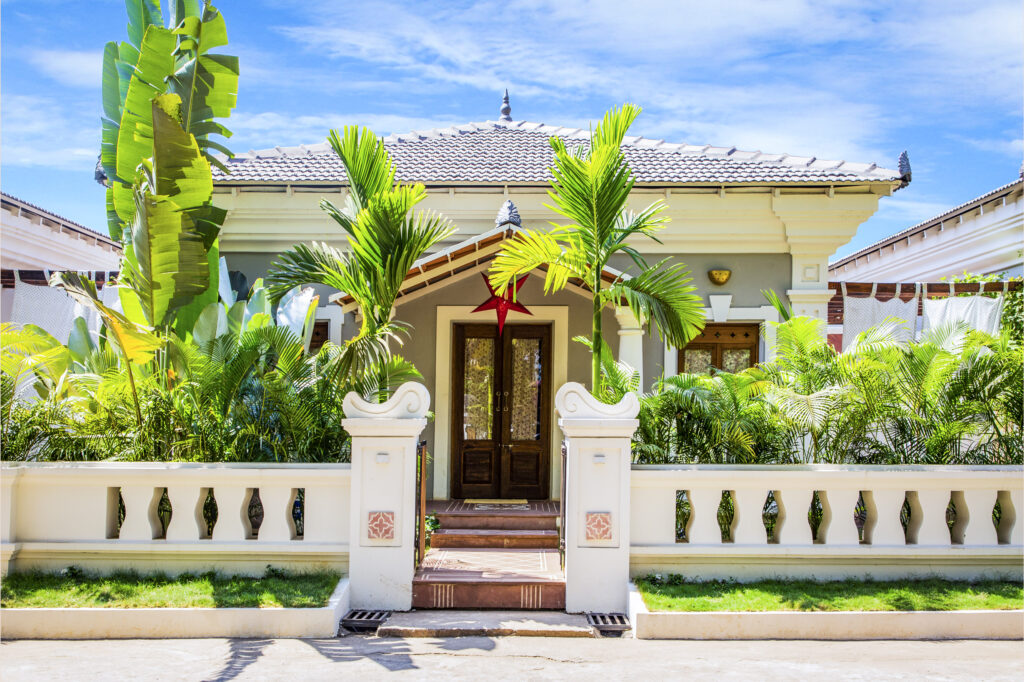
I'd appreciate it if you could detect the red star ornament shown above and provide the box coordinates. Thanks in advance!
[473,273,531,333]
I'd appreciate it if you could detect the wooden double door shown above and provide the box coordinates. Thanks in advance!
[452,324,552,500]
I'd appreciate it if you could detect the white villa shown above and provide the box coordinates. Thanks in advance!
[3,98,1020,627]
[212,97,910,503]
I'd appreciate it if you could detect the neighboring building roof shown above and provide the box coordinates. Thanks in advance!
[1,192,119,248]
[216,101,904,187]
[829,177,1024,271]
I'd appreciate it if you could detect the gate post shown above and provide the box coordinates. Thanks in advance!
[342,383,430,610]
[555,382,639,613]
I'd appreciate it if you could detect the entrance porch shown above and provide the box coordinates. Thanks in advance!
[414,500,563,609]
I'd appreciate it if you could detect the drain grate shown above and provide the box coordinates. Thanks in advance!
[341,609,391,634]
[586,612,631,636]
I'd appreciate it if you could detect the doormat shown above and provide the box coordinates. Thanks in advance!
[464,499,529,505]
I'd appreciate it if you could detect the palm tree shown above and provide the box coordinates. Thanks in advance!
[488,104,705,394]
[267,126,454,397]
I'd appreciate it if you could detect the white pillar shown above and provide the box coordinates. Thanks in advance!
[555,382,639,614]
[342,383,429,610]
[614,306,644,390]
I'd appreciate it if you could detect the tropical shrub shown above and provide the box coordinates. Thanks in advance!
[635,314,1023,465]
[0,1,438,462]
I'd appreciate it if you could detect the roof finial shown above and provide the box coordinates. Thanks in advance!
[499,89,512,122]
[495,199,520,227]
[898,150,912,188]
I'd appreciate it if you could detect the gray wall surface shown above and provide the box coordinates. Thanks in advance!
[223,247,792,494]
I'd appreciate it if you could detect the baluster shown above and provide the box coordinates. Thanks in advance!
[119,486,159,541]
[822,489,861,545]
[962,489,998,546]
[687,488,724,544]
[867,489,906,545]
[165,486,204,542]
[732,489,769,544]
[913,489,952,546]
[776,488,814,545]
[211,487,250,541]
[1000,490,1022,546]
[259,487,296,542]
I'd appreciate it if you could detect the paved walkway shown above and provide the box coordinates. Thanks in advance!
[2,636,1021,681]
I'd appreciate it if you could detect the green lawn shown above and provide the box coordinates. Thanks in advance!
[1,569,342,609]
[635,576,1024,612]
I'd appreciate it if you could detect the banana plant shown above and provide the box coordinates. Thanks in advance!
[102,0,237,240]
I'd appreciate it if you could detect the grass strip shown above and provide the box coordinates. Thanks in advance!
[1,568,342,609]
[635,576,1024,612]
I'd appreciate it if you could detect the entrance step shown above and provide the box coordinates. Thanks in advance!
[430,528,559,549]
[378,610,596,638]
[430,500,560,531]
[413,548,565,610]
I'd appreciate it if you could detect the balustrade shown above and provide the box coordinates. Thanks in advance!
[632,466,1022,553]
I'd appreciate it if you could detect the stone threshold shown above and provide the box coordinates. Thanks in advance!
[377,609,596,638]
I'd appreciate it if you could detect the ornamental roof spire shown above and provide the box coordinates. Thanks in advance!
[499,89,512,122]
[495,199,521,227]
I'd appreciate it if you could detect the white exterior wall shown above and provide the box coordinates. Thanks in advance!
[832,183,1023,281]
[1,197,121,271]
[215,185,885,350]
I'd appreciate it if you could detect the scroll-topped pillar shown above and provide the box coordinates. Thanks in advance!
[555,382,639,613]
[342,383,429,610]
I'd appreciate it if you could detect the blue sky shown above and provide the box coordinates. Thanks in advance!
[2,0,1021,259]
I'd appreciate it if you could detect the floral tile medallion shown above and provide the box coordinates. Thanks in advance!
[367,511,395,540]
[585,512,612,541]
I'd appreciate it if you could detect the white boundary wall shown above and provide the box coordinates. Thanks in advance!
[2,578,350,639]
[1,462,351,577]
[630,464,1023,581]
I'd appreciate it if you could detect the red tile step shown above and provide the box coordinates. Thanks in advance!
[413,548,565,610]
[430,528,559,549]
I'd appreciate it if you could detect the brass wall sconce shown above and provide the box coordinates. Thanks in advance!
[708,269,731,286]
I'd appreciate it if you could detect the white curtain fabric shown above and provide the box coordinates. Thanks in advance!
[841,284,918,350]
[923,295,1004,336]
[10,275,78,343]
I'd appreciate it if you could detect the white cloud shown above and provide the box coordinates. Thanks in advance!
[957,136,1024,159]
[1,94,98,170]
[27,49,101,89]
[271,0,1021,166]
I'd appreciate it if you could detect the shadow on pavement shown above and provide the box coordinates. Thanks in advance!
[302,636,419,671]
[204,638,273,681]
[432,636,497,652]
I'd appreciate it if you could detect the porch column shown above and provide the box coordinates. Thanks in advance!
[342,382,429,610]
[555,382,639,614]
[614,306,644,390]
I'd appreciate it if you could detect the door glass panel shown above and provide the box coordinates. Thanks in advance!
[683,348,712,374]
[722,348,752,373]
[509,337,541,441]
[463,337,495,440]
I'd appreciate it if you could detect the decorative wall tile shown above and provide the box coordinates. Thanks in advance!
[367,511,395,540]
[585,512,612,541]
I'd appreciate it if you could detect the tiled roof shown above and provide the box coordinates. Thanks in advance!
[829,177,1024,269]
[215,120,902,186]
[1,192,118,246]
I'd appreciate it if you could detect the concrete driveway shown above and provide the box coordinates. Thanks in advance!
[1,636,1021,681]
